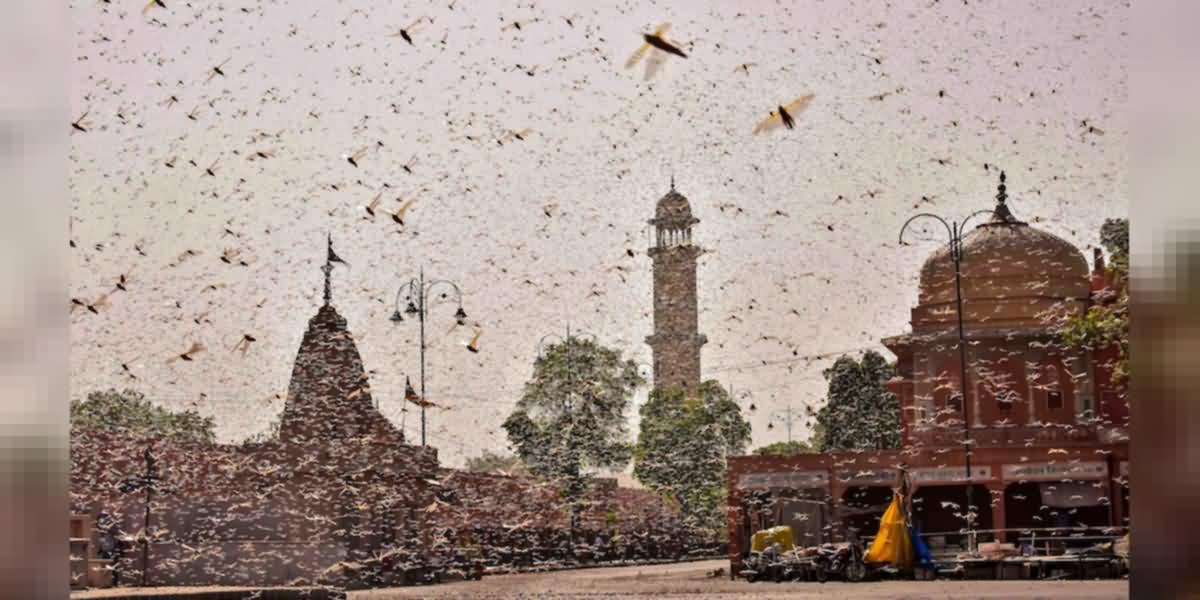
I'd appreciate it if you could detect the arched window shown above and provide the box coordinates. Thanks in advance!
[1047,390,1064,410]
[948,393,963,414]
[996,390,1016,412]
[1039,363,1063,412]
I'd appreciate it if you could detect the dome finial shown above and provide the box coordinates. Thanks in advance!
[992,170,1015,223]
[670,172,675,191]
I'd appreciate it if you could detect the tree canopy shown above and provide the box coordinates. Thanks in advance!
[1062,217,1129,383]
[1100,218,1129,271]
[70,388,216,444]
[634,380,750,530]
[752,439,815,456]
[464,450,527,475]
[812,351,900,452]
[502,337,644,515]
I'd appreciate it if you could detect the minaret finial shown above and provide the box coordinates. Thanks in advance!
[992,170,1015,223]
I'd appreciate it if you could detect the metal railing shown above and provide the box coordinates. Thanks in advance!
[859,526,1128,558]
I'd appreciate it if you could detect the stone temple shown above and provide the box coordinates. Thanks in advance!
[71,235,442,586]
[278,236,404,445]
[70,235,687,588]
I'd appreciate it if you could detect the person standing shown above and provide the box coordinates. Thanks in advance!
[95,511,124,586]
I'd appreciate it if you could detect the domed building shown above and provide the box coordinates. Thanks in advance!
[724,174,1129,575]
[884,174,1123,448]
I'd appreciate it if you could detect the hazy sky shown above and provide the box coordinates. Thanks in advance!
[68,0,1127,466]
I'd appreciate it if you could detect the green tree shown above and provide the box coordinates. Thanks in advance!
[633,381,751,530]
[502,337,644,531]
[70,388,216,444]
[813,351,900,452]
[1100,218,1129,271]
[465,450,527,475]
[1062,218,1129,383]
[752,439,815,456]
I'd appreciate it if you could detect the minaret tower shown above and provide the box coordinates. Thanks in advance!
[646,178,707,393]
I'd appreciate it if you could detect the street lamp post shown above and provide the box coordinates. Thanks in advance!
[390,267,468,447]
[899,172,1007,552]
[118,444,173,587]
[537,325,598,550]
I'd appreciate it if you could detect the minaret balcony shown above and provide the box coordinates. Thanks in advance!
[647,244,703,259]
[645,332,707,346]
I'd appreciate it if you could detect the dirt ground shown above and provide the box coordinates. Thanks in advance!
[352,559,1130,599]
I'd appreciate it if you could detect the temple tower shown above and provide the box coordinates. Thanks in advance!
[278,234,402,445]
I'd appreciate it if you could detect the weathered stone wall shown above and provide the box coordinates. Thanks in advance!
[70,429,442,586]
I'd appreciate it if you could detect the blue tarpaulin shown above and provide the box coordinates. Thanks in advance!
[910,522,936,568]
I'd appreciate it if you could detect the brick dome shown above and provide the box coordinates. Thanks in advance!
[918,214,1090,307]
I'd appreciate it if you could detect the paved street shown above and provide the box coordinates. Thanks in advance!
[353,559,1130,599]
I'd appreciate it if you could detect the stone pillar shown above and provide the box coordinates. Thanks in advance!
[986,482,1007,543]
[1024,347,1041,426]
[1110,460,1126,528]
[913,353,928,429]
[726,479,744,576]
[1068,351,1093,424]
[830,475,846,541]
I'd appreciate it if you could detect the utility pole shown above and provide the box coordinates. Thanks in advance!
[767,405,799,443]
[537,325,598,552]
[118,444,172,587]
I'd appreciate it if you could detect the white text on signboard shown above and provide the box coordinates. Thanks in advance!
[1002,461,1107,481]
[738,470,829,490]
[910,466,993,483]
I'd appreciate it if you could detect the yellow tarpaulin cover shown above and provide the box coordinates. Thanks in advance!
[864,493,913,568]
[750,525,794,553]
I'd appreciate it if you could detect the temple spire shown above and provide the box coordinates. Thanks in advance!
[322,234,334,306]
[322,233,350,306]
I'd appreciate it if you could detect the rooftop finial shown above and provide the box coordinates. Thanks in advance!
[322,233,350,306]
[992,170,1015,223]
[322,233,334,306]
[670,172,675,191]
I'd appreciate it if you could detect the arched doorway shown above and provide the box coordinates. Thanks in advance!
[839,486,893,539]
[740,487,831,552]
[911,484,993,551]
[1004,482,1042,533]
[1005,480,1113,552]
